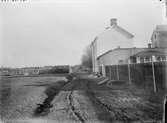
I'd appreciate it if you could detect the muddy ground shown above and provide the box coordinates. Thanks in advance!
[0,74,165,123]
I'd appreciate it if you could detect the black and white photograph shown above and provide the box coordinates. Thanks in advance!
[0,0,167,122]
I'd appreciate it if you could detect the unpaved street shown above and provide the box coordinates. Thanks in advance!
[0,74,164,123]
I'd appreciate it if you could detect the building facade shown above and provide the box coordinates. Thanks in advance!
[97,47,167,76]
[91,18,134,72]
[92,22,167,75]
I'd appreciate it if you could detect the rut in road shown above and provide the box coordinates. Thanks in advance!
[68,90,86,123]
[67,78,114,123]
[84,81,115,122]
[34,77,87,122]
[86,81,141,123]
[67,79,112,123]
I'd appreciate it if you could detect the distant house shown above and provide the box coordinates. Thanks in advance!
[151,25,167,48]
[91,18,134,72]
[21,67,40,76]
[0,68,10,76]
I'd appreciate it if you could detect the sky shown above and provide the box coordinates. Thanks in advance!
[0,0,166,68]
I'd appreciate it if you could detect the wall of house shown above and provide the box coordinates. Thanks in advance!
[91,40,98,72]
[157,31,167,48]
[97,48,146,66]
[96,28,134,57]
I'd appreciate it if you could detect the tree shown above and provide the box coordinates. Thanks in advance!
[81,45,92,69]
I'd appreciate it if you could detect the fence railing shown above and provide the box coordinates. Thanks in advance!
[105,61,167,92]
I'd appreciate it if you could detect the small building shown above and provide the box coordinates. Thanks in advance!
[0,68,10,76]
[21,67,40,76]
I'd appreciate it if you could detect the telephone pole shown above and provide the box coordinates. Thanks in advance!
[159,0,167,18]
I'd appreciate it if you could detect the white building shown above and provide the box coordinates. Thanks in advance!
[91,18,134,72]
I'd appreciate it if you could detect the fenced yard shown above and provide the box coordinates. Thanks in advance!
[105,61,167,92]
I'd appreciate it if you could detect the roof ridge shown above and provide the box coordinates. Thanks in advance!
[97,24,134,38]
[114,25,134,38]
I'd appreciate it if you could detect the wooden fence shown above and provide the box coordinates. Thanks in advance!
[105,61,167,92]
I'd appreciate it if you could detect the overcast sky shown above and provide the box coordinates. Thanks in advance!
[0,0,166,67]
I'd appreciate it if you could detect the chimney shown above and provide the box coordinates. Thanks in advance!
[110,18,117,26]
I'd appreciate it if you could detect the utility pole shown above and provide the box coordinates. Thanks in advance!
[91,37,98,73]
[159,0,167,18]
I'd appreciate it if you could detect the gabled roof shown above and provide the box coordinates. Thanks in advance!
[97,47,141,60]
[151,25,167,41]
[97,49,113,60]
[103,24,134,39]
[156,25,167,31]
[113,25,134,38]
[97,47,167,60]
[133,49,166,57]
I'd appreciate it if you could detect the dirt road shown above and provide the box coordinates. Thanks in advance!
[0,75,164,123]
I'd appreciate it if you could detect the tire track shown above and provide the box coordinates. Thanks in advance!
[86,81,141,123]
[67,89,86,123]
[86,82,114,122]
[33,75,86,122]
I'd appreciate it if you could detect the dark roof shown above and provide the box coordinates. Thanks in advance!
[151,25,167,41]
[97,47,167,60]
[132,49,166,57]
[156,25,167,31]
[97,49,113,60]
[97,47,146,59]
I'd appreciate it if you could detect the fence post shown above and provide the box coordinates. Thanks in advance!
[128,63,131,85]
[152,61,156,93]
[109,66,111,80]
[102,64,106,77]
[116,65,119,80]
[163,96,167,123]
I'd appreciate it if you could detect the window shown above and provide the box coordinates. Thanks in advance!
[156,56,161,61]
[162,56,166,61]
[140,57,144,63]
[130,56,136,63]
[156,56,166,61]
[145,56,150,62]
[155,34,156,40]
[118,60,123,64]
